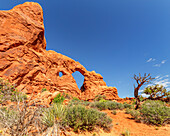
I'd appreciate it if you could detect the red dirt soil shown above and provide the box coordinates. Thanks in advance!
[71,110,170,136]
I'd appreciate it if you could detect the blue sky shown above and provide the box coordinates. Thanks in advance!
[1,0,170,98]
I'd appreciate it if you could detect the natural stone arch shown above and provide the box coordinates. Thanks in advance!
[72,71,85,91]
[58,72,63,77]
[56,70,67,77]
[74,68,86,75]
[0,2,119,102]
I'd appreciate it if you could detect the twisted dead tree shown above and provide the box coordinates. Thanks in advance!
[133,73,154,109]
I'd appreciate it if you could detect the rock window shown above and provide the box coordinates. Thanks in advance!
[59,71,63,77]
[72,71,84,90]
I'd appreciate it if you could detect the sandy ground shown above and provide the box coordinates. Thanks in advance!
[71,109,170,136]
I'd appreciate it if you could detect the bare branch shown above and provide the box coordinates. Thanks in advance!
[133,73,155,109]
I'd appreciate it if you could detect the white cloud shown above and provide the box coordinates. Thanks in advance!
[139,89,144,93]
[141,93,150,98]
[138,75,170,98]
[153,59,167,67]
[147,58,155,62]
[161,60,166,64]
[155,76,160,79]
[152,75,170,91]
[153,64,161,67]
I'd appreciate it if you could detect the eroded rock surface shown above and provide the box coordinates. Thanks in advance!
[0,2,119,102]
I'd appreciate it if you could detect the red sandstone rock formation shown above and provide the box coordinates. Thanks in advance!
[0,2,119,102]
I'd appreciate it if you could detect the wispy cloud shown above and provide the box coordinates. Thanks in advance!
[150,75,170,91]
[161,60,166,64]
[139,75,170,97]
[141,93,150,97]
[147,58,156,63]
[153,59,167,67]
[153,64,161,67]
[146,58,167,67]
[153,78,170,90]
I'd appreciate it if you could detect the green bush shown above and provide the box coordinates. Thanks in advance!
[111,110,117,115]
[123,102,133,109]
[68,99,90,107]
[121,129,130,136]
[125,108,140,120]
[116,103,124,110]
[99,99,108,103]
[72,97,80,101]
[125,108,131,114]
[94,94,106,101]
[63,105,112,132]
[0,78,27,103]
[125,100,170,125]
[140,100,170,126]
[42,103,65,127]
[129,110,140,120]
[41,88,47,92]
[90,101,108,111]
[53,93,65,104]
[90,101,127,111]
[106,101,117,110]
[107,101,125,110]
[65,93,71,99]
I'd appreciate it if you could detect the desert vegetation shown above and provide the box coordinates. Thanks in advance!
[0,79,113,135]
[0,78,170,136]
[125,100,170,126]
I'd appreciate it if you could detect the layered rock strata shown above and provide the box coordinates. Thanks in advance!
[0,2,119,102]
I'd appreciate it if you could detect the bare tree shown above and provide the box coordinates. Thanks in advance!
[133,73,154,109]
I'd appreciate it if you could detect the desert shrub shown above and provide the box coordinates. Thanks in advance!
[111,110,117,115]
[0,78,27,103]
[72,97,80,101]
[83,100,91,106]
[121,129,130,136]
[123,102,133,109]
[125,108,131,114]
[131,99,136,105]
[53,93,65,104]
[90,101,126,111]
[125,108,140,120]
[41,88,47,92]
[129,110,140,120]
[140,100,170,125]
[106,101,125,110]
[65,93,71,99]
[63,105,112,132]
[116,103,124,110]
[0,98,43,135]
[90,101,108,111]
[42,103,65,127]
[106,101,118,110]
[68,99,90,107]
[41,103,67,135]
[99,99,108,103]
[68,99,80,107]
[94,94,106,101]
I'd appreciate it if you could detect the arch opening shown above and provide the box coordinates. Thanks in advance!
[59,71,63,77]
[72,71,84,91]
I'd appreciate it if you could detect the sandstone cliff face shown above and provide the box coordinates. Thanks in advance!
[0,2,119,102]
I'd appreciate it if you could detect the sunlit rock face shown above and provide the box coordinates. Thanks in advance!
[0,2,119,102]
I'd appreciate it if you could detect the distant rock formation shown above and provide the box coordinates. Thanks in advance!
[0,2,119,102]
